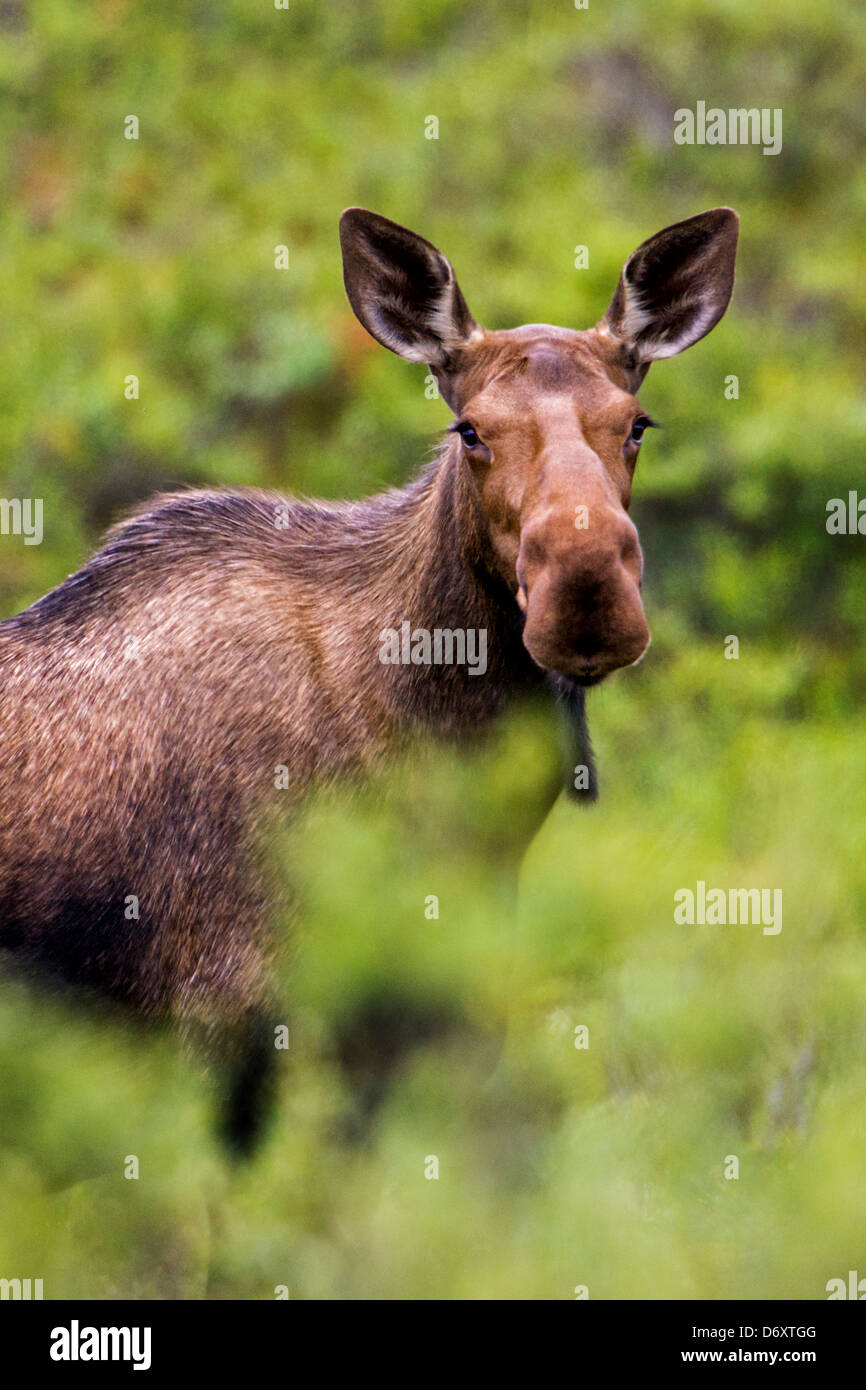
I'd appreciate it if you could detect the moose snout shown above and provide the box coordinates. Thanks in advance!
[517,509,650,684]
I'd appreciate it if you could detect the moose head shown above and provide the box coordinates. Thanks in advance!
[340,206,738,686]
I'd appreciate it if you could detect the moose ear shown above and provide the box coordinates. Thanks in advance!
[599,208,739,368]
[339,208,480,367]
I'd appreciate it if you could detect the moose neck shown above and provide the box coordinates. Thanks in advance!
[371,437,544,733]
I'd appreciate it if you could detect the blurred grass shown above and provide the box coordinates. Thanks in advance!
[0,0,865,1299]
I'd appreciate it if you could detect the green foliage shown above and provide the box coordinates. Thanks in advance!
[2,667,866,1298]
[0,0,864,1299]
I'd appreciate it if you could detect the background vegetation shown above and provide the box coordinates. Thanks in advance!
[0,0,864,1298]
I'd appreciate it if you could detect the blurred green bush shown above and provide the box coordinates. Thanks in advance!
[0,0,863,695]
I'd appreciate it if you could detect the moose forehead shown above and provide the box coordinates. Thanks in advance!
[454,325,640,430]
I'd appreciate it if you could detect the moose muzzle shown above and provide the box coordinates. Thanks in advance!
[517,505,650,684]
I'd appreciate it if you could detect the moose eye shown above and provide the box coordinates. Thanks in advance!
[624,415,658,455]
[456,422,481,448]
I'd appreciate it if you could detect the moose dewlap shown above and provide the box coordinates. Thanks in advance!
[0,205,738,1152]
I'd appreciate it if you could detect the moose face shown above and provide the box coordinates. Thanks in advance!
[441,326,651,684]
[340,206,738,686]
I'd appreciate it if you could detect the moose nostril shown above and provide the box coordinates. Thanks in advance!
[619,523,641,569]
[515,559,529,611]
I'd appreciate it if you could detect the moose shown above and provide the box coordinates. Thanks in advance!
[0,207,738,1154]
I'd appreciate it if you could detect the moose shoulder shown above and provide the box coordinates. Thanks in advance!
[0,207,738,1153]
